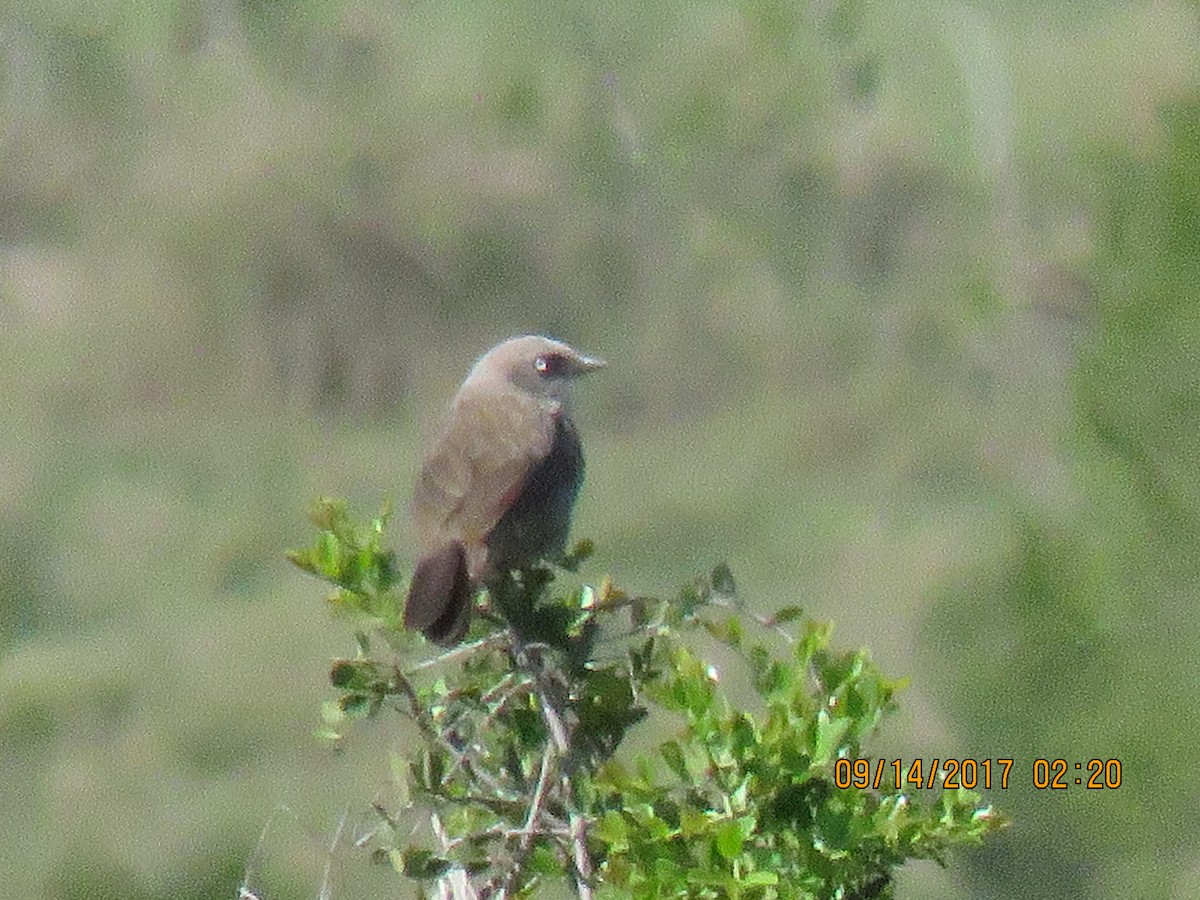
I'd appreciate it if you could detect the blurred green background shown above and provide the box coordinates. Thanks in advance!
[2,1,1198,898]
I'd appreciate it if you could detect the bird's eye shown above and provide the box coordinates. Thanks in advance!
[534,353,567,377]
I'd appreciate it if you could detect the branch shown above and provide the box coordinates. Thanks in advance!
[432,811,479,900]
[523,644,594,900]
[409,633,508,672]
[481,743,557,900]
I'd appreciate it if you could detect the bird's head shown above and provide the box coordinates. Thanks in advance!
[466,335,605,408]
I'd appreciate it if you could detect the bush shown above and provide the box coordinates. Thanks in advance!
[290,500,1005,899]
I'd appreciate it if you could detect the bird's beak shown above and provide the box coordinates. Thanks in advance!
[576,353,606,373]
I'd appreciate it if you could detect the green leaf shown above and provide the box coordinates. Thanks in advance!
[339,693,372,717]
[596,810,630,851]
[710,562,737,596]
[285,548,317,575]
[661,740,689,782]
[813,710,852,764]
[316,531,340,575]
[769,605,805,625]
[704,615,744,648]
[371,500,394,534]
[399,848,452,880]
[680,807,711,838]
[320,699,345,724]
[530,844,560,875]
[715,818,746,860]
[740,871,778,886]
[329,658,392,694]
[652,857,684,885]
[729,713,757,759]
[797,621,832,667]
[560,537,596,571]
[308,497,344,532]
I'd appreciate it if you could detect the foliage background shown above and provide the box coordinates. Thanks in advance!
[1,1,1197,898]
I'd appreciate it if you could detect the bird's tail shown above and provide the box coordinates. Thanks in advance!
[404,542,474,645]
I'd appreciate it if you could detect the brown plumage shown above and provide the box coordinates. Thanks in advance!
[404,336,604,644]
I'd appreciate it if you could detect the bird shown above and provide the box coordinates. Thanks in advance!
[403,335,605,644]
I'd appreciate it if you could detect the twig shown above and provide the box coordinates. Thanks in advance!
[440,674,533,785]
[432,811,479,900]
[318,809,348,900]
[482,742,557,900]
[397,588,598,900]
[522,744,557,835]
[409,632,508,672]
[525,647,594,900]
[705,593,797,645]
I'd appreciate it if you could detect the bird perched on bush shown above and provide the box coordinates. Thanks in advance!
[404,336,604,644]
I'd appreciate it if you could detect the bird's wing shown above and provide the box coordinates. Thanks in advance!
[412,387,555,556]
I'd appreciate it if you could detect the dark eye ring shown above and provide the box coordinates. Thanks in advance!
[534,354,566,376]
